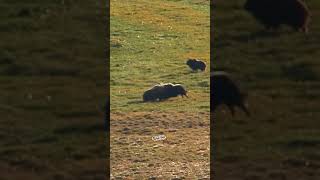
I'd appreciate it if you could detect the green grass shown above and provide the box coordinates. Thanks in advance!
[110,0,210,112]
[214,0,320,178]
[110,0,210,178]
[0,0,107,179]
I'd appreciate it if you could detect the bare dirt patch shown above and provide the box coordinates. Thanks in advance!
[111,112,210,179]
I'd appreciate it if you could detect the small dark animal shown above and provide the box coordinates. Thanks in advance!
[143,83,188,102]
[186,58,206,71]
[211,71,250,116]
[244,0,310,33]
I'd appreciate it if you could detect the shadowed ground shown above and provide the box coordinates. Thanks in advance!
[0,0,108,179]
[213,0,320,179]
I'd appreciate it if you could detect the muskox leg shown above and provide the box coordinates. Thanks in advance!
[301,26,309,34]
[239,103,250,117]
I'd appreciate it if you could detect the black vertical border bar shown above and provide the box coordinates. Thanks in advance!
[210,0,214,179]
[106,0,111,178]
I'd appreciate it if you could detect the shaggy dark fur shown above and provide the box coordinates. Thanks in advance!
[244,0,310,33]
[211,71,250,116]
[143,83,188,102]
[186,58,206,71]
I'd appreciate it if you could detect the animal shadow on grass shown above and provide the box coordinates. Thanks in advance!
[230,29,288,43]
[182,70,201,75]
[127,99,175,104]
[127,100,145,104]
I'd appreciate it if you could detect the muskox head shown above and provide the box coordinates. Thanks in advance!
[172,84,188,97]
[186,59,195,65]
[186,59,196,70]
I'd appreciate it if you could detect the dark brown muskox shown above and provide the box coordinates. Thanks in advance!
[211,71,250,116]
[143,83,188,102]
[186,58,206,71]
[244,0,310,33]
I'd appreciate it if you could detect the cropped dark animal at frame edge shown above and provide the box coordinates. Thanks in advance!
[143,83,188,102]
[244,0,310,33]
[186,58,206,71]
[211,72,250,116]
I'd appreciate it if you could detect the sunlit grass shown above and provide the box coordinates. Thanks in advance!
[111,0,210,112]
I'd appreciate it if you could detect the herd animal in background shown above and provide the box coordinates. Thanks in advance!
[210,0,310,115]
[211,72,250,116]
[244,0,310,33]
[186,58,207,71]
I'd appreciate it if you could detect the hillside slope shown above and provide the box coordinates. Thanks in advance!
[213,0,320,179]
[0,1,107,179]
[110,0,210,178]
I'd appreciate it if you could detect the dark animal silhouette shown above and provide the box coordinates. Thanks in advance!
[105,97,110,131]
[143,83,188,102]
[211,71,250,116]
[186,58,206,71]
[244,0,310,33]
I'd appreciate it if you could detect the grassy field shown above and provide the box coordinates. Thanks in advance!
[213,0,320,179]
[0,1,107,179]
[110,0,210,179]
